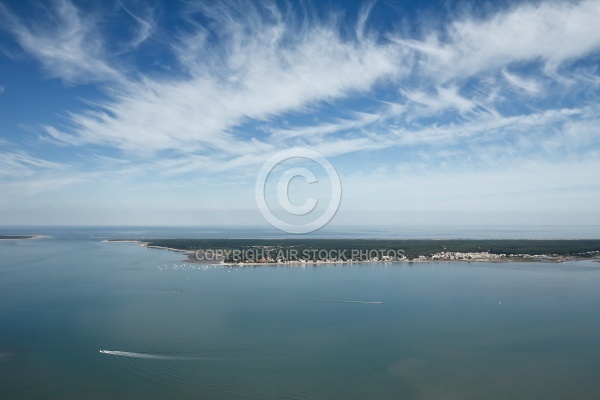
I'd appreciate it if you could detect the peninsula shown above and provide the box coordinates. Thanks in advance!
[108,239,600,265]
[0,235,41,240]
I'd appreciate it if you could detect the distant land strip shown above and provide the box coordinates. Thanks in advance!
[0,235,37,240]
[108,239,600,264]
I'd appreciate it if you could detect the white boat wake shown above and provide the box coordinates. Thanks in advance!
[99,350,180,360]
[99,349,332,361]
[327,300,384,304]
[98,349,286,361]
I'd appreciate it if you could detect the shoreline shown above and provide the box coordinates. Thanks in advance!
[104,240,195,255]
[0,235,50,241]
[104,240,600,266]
[101,239,143,243]
[193,257,590,267]
[183,251,592,266]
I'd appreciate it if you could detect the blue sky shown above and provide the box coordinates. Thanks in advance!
[0,0,599,227]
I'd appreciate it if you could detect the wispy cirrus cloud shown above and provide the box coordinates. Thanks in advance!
[117,0,156,48]
[397,0,600,83]
[1,175,87,196]
[0,0,121,84]
[0,151,69,177]
[245,0,600,166]
[38,2,404,155]
[3,0,597,165]
[501,68,542,95]
[0,0,599,225]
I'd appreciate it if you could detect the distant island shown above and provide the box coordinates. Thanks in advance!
[108,239,600,265]
[0,235,39,240]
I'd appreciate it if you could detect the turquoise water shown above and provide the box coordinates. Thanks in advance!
[1,233,600,399]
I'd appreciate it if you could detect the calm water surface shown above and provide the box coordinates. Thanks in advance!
[1,231,600,399]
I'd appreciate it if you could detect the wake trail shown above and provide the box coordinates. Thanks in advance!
[99,349,319,361]
[100,350,179,360]
[323,300,384,304]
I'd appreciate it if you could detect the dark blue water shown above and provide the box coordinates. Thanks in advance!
[1,228,600,399]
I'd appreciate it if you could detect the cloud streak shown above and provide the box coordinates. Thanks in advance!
[0,151,69,177]
[0,0,599,225]
[400,0,600,83]
[0,0,124,84]
[33,0,598,163]
[37,1,404,156]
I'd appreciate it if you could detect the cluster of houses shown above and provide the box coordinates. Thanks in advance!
[233,256,397,265]
[417,251,507,261]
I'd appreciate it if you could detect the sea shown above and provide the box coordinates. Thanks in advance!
[1,226,599,399]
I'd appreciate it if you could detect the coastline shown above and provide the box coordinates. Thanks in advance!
[196,256,591,267]
[105,240,196,256]
[0,235,50,240]
[101,239,143,243]
[104,239,600,266]
[182,251,594,266]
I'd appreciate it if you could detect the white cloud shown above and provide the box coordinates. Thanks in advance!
[0,0,121,84]
[1,175,87,196]
[401,85,476,117]
[0,85,4,93]
[2,0,595,164]
[117,0,156,47]
[1,0,600,220]
[271,111,382,141]
[501,68,541,94]
[41,2,405,154]
[403,0,600,83]
[0,151,69,177]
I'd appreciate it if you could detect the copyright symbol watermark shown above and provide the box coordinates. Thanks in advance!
[255,148,342,234]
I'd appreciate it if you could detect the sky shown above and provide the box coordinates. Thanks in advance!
[0,0,599,228]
